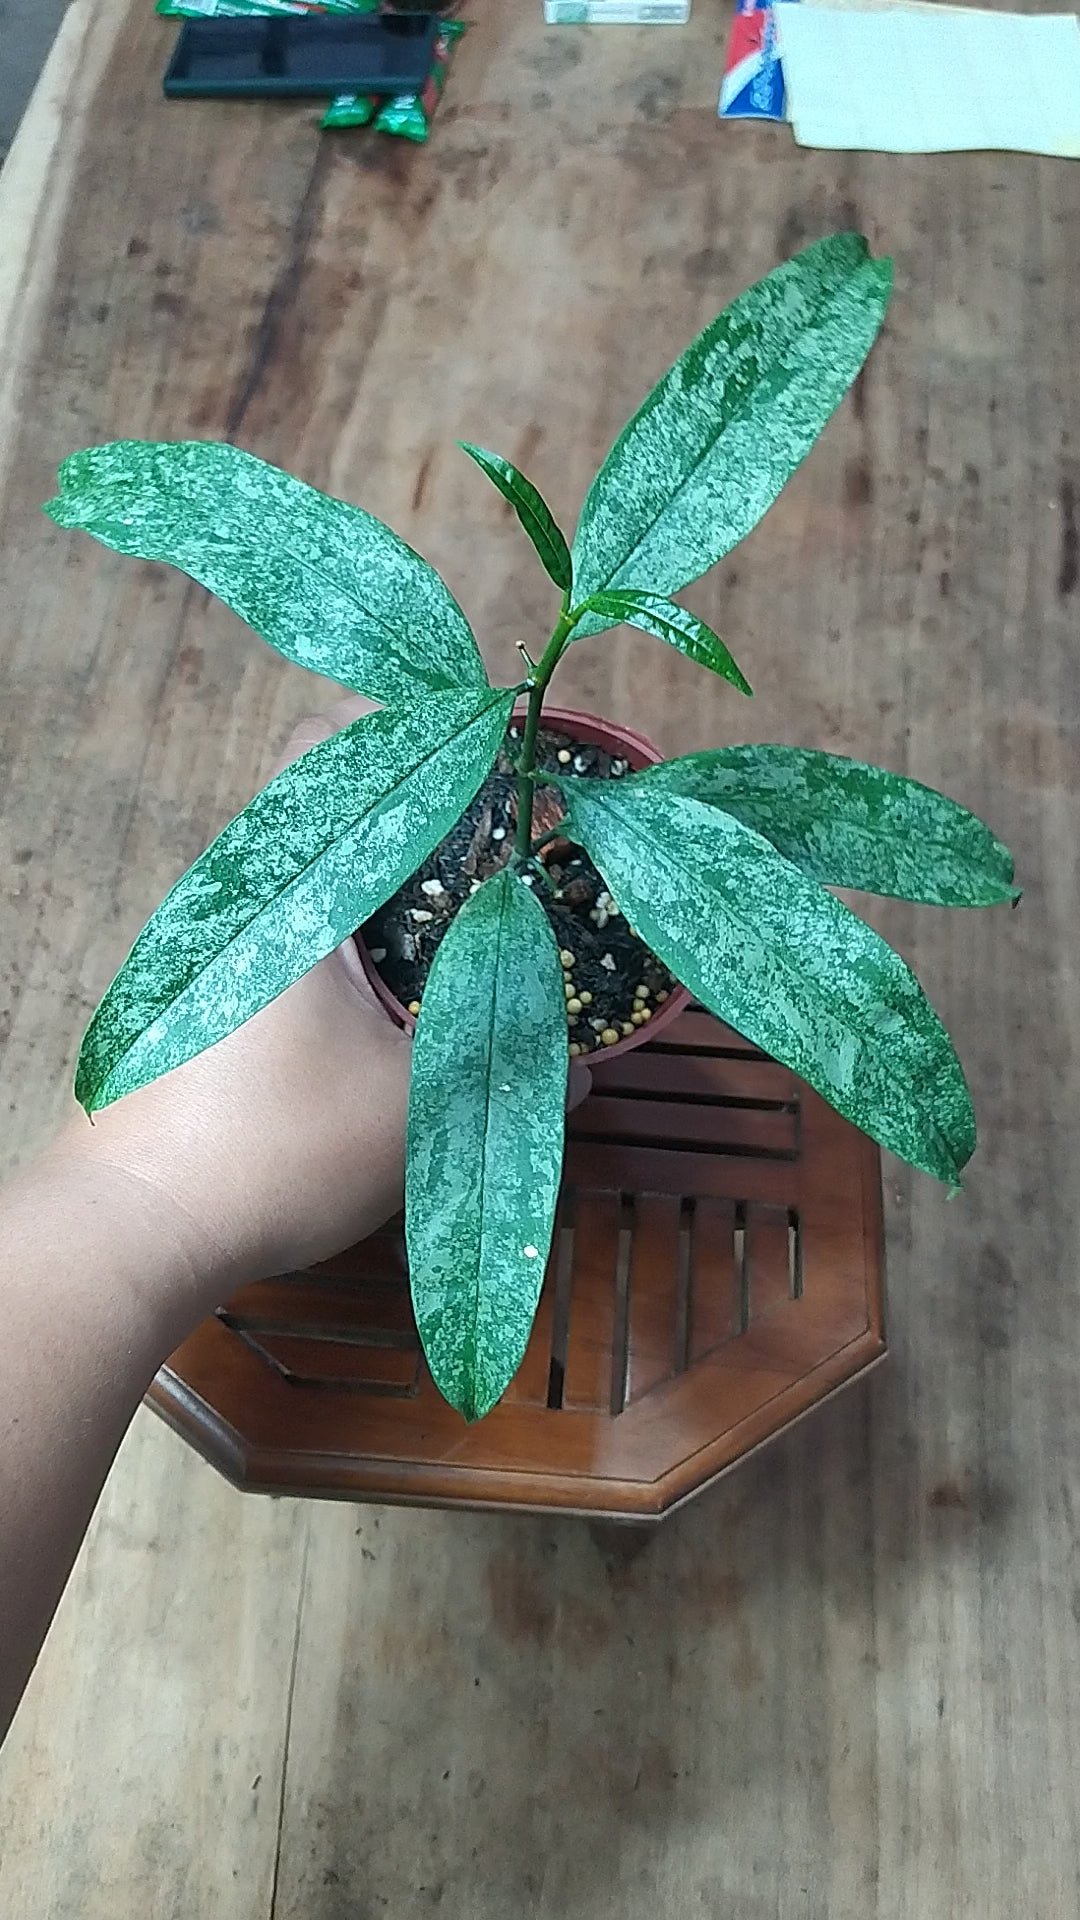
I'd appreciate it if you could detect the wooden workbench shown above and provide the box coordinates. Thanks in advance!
[0,1,1077,1911]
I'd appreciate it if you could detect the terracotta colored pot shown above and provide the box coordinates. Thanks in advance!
[355,704,692,1061]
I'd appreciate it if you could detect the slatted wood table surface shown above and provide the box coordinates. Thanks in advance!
[1,0,1078,1914]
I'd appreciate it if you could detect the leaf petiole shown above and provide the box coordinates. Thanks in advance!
[512,603,577,857]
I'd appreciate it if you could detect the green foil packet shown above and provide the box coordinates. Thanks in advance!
[321,18,465,138]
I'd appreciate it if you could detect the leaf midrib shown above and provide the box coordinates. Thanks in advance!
[442,878,559,1415]
[465,875,513,1411]
[465,447,570,586]
[570,787,961,1176]
[517,493,564,574]
[601,597,749,690]
[577,267,875,599]
[92,695,505,1103]
[491,467,558,561]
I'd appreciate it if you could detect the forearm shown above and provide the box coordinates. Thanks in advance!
[0,1142,216,1740]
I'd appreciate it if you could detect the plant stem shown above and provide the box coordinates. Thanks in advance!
[513,606,576,858]
[513,686,546,858]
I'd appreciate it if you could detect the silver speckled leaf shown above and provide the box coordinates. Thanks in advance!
[581,591,752,695]
[560,778,975,1185]
[570,235,893,634]
[76,686,515,1112]
[406,868,568,1421]
[458,442,573,593]
[45,441,486,704]
[635,746,1018,906]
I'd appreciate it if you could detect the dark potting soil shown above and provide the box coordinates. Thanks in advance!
[360,725,677,1055]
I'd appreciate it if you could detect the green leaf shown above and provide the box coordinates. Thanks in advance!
[405,867,568,1421]
[570,235,893,633]
[76,686,514,1112]
[636,746,1018,906]
[579,591,752,695]
[458,441,573,592]
[558,778,975,1185]
[45,441,487,705]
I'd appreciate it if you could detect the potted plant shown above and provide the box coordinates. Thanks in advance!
[47,233,1017,1422]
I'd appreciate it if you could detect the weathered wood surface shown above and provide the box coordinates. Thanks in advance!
[0,0,1077,1911]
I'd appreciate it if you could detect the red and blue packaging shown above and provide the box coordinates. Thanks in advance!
[718,0,790,121]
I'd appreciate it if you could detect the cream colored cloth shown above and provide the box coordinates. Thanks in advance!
[775,1,1080,155]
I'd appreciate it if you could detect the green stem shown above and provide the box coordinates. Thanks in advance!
[513,605,576,858]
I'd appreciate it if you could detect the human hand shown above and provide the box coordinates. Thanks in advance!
[54,696,588,1307]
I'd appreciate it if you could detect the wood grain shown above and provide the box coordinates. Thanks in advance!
[0,1413,309,1917]
[1,0,1079,1910]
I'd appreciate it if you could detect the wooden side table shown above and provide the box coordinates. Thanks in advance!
[149,1009,885,1520]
